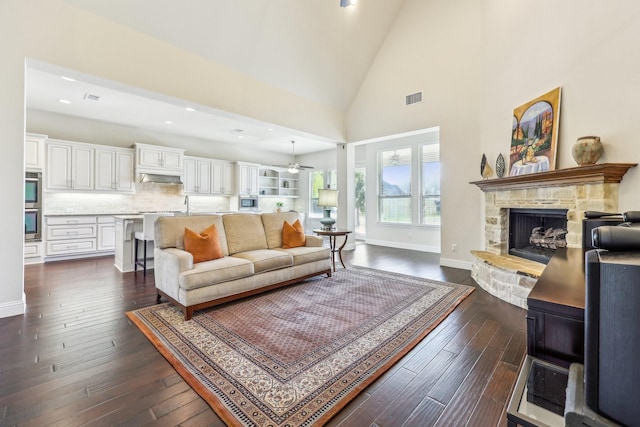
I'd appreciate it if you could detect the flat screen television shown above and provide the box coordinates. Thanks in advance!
[584,249,640,426]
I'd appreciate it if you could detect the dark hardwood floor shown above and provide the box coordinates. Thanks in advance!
[0,244,526,426]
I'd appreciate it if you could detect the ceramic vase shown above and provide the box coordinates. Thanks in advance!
[572,136,603,166]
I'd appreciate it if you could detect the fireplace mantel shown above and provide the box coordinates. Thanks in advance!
[470,163,636,192]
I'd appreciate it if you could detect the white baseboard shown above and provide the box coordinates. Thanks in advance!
[0,294,26,318]
[440,257,472,271]
[364,239,440,254]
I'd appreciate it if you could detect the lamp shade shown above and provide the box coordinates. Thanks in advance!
[318,189,338,207]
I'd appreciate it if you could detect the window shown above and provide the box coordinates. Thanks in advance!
[378,147,411,224]
[420,144,440,225]
[309,169,337,217]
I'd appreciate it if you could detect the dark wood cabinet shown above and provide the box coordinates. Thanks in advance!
[526,247,585,368]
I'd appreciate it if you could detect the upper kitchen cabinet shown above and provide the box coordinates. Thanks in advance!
[236,161,259,196]
[183,156,212,195]
[184,157,235,196]
[46,139,94,191]
[212,160,235,195]
[95,147,135,192]
[135,143,184,175]
[25,133,47,171]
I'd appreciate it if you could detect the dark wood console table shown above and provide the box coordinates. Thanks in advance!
[526,247,585,368]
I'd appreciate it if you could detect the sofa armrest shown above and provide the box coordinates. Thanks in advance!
[305,235,324,247]
[154,247,194,300]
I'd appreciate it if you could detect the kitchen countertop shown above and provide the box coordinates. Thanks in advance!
[113,214,144,220]
[44,211,245,218]
[44,212,140,217]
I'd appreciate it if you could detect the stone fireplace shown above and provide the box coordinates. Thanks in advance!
[470,163,635,308]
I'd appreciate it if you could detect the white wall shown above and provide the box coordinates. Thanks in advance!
[347,0,482,269]
[347,0,640,269]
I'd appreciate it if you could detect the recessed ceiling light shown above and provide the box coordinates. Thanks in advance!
[185,107,195,112]
[164,121,173,125]
[58,99,71,104]
[237,135,244,139]
[61,76,76,82]
[268,128,274,131]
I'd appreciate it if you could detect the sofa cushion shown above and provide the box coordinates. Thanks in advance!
[231,249,293,273]
[184,224,223,263]
[282,219,306,249]
[155,215,229,256]
[274,246,330,266]
[223,214,269,255]
[179,256,253,291]
[262,212,302,249]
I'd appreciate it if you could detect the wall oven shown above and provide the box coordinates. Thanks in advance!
[25,209,41,241]
[25,171,42,209]
[25,172,42,241]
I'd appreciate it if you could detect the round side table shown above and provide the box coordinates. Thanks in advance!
[312,229,352,272]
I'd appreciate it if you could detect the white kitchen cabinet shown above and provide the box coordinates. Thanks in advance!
[95,148,135,192]
[25,133,47,171]
[97,216,116,251]
[46,140,95,191]
[135,143,184,174]
[24,241,43,264]
[45,216,98,258]
[212,160,235,195]
[184,156,212,194]
[237,161,259,196]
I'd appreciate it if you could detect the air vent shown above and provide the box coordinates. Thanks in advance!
[83,93,100,102]
[405,91,423,106]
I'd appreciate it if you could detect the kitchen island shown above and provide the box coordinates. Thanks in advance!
[114,214,144,273]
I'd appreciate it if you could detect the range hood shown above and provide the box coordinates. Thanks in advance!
[139,173,183,185]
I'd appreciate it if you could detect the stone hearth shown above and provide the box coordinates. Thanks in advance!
[469,163,635,308]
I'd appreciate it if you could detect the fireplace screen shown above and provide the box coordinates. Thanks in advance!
[509,208,568,264]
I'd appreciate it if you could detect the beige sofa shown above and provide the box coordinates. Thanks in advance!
[153,212,331,319]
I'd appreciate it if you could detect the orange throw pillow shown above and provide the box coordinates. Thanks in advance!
[184,224,223,263]
[282,219,306,249]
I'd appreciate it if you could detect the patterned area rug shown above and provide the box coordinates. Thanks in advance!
[127,266,474,426]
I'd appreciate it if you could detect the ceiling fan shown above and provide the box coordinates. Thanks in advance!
[274,141,314,174]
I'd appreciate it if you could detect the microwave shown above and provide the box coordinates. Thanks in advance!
[239,197,259,210]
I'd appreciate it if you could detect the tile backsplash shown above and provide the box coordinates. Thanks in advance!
[44,183,231,215]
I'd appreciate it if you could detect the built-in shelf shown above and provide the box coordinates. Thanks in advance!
[259,167,299,198]
[470,163,637,192]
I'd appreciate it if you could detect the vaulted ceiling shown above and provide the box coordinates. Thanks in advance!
[29,1,406,153]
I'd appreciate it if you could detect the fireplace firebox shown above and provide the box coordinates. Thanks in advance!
[509,208,568,264]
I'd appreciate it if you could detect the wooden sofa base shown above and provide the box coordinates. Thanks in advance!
[156,269,332,320]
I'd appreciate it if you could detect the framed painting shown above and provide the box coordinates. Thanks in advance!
[509,87,561,176]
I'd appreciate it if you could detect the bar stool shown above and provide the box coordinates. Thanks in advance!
[134,213,171,276]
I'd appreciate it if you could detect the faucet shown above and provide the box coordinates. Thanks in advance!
[184,195,190,215]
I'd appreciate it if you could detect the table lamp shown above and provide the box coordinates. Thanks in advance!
[318,189,338,230]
